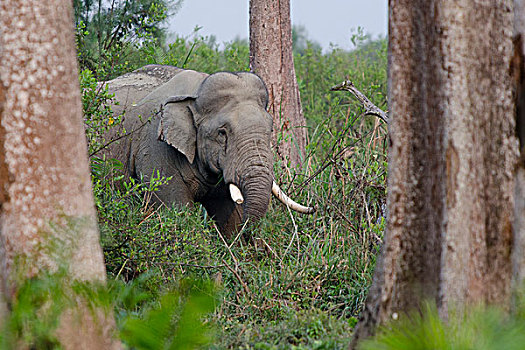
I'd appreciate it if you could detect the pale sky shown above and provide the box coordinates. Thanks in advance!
[168,1,388,51]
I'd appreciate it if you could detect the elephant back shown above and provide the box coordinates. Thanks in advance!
[138,69,209,106]
[101,65,183,115]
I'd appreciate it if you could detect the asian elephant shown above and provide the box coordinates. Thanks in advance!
[101,65,313,237]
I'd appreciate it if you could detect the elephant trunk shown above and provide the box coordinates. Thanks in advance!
[239,172,272,222]
[225,139,273,225]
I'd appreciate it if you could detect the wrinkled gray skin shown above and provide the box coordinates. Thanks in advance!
[102,65,273,237]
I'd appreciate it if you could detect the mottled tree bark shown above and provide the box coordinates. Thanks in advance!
[351,1,516,347]
[249,0,307,168]
[0,1,119,348]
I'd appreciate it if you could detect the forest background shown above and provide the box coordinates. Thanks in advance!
[4,0,387,348]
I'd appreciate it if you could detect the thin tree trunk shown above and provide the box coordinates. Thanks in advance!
[0,1,119,348]
[351,1,516,347]
[249,0,307,169]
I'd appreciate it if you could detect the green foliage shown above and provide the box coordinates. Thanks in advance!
[216,309,353,349]
[157,33,251,73]
[120,279,217,349]
[360,302,525,350]
[294,36,387,130]
[1,271,66,348]
[0,268,216,349]
[74,0,182,78]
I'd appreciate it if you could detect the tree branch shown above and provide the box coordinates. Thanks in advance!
[331,80,389,124]
[89,118,150,157]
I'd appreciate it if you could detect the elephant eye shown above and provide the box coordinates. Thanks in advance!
[217,127,227,143]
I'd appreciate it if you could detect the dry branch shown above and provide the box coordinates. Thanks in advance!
[331,80,389,124]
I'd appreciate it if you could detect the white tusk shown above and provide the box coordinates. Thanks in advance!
[272,181,316,214]
[229,184,244,204]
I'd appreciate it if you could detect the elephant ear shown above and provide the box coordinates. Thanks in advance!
[158,95,198,164]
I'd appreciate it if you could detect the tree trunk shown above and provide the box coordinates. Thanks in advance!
[249,0,307,169]
[513,0,525,299]
[0,1,119,348]
[351,1,517,347]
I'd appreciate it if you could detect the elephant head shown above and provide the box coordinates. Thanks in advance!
[157,71,275,234]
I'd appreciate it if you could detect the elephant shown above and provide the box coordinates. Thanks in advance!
[100,65,314,237]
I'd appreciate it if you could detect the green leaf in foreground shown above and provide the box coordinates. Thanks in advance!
[120,280,217,350]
